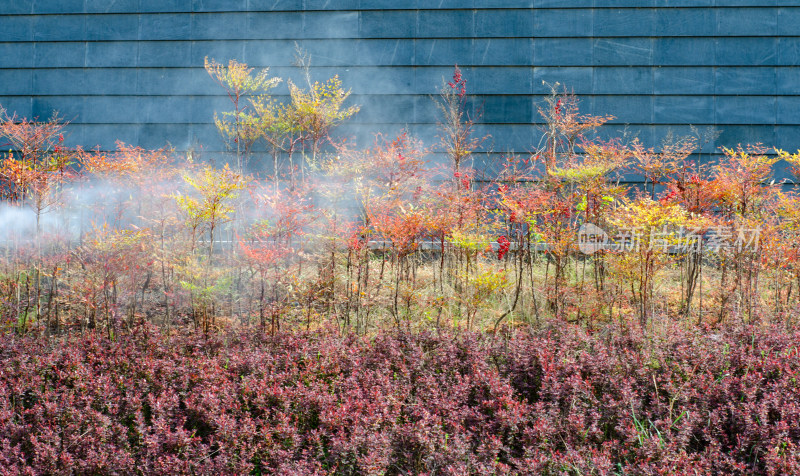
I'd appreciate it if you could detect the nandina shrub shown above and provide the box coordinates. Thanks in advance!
[1,325,799,474]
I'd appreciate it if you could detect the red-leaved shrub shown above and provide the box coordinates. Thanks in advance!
[1,324,799,474]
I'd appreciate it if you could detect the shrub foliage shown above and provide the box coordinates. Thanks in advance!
[1,325,799,474]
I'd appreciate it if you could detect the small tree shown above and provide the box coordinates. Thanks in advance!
[527,86,615,319]
[250,60,358,188]
[288,75,359,171]
[0,111,77,332]
[204,57,281,172]
[174,163,245,331]
[175,163,245,259]
[712,144,779,322]
[0,111,76,240]
[437,66,481,183]
[608,197,703,329]
[249,96,300,187]
[537,84,613,177]
[240,184,316,331]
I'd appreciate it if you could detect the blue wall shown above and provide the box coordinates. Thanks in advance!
[0,1,798,176]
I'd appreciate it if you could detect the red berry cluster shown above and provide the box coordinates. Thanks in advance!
[497,235,511,259]
[447,65,467,98]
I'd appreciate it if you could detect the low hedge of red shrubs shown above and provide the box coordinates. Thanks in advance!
[1,324,799,475]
